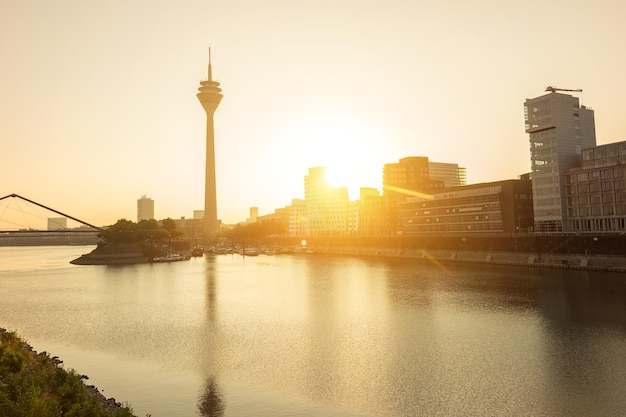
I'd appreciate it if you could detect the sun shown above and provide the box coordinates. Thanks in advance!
[278,111,387,200]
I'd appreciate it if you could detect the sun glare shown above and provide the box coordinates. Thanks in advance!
[279,111,386,199]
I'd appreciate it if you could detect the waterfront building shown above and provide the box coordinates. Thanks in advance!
[47,217,67,230]
[565,140,626,232]
[399,179,534,234]
[383,157,444,233]
[383,157,444,200]
[288,198,308,237]
[356,187,392,236]
[429,161,467,188]
[247,207,259,224]
[304,167,349,236]
[137,195,154,222]
[347,201,359,235]
[197,50,223,238]
[524,90,596,232]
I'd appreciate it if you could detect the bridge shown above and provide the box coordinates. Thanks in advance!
[0,193,103,232]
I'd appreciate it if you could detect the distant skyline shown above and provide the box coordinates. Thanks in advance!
[2,0,625,227]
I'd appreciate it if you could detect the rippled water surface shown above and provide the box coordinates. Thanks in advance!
[2,246,626,416]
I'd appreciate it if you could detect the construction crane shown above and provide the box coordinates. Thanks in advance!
[545,86,582,93]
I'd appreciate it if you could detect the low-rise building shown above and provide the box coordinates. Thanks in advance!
[399,179,533,234]
[565,141,626,233]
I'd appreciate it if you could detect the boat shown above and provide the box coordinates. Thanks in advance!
[191,247,204,257]
[152,253,187,262]
[243,247,259,256]
[208,245,232,254]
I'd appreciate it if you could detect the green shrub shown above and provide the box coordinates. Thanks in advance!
[0,329,137,417]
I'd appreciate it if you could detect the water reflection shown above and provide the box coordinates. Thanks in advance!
[4,248,626,416]
[536,269,626,327]
[198,376,225,417]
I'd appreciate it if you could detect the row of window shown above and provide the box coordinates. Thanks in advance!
[568,204,626,217]
[569,167,626,183]
[567,179,626,194]
[404,222,504,233]
[404,213,503,225]
[582,143,626,160]
[569,192,626,205]
[571,217,626,232]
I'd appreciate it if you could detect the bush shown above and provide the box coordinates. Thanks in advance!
[0,329,137,417]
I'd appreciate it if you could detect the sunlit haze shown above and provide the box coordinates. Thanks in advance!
[1,0,625,228]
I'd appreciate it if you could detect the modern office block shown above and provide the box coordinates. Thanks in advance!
[565,141,626,232]
[137,195,154,222]
[524,90,596,232]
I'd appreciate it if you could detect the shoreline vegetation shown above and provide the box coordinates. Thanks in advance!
[0,328,139,417]
[70,240,626,273]
[69,222,626,272]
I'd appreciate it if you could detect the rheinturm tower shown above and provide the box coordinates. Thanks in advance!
[197,50,223,238]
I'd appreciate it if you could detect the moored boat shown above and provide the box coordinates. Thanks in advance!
[243,247,259,256]
[152,253,187,262]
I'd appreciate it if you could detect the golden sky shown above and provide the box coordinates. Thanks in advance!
[1,0,625,227]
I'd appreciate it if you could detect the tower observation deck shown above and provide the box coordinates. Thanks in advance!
[197,49,223,238]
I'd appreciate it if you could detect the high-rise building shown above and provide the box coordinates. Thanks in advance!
[304,167,349,236]
[137,195,154,222]
[524,89,596,232]
[47,217,67,230]
[288,199,308,237]
[383,157,444,201]
[428,161,467,188]
[247,207,258,224]
[197,50,223,238]
[383,157,444,233]
[356,187,391,235]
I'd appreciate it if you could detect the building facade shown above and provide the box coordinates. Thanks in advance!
[399,179,534,234]
[137,195,154,222]
[47,217,67,230]
[524,91,596,232]
[356,187,392,236]
[304,167,349,236]
[565,141,626,233]
[288,199,308,237]
[383,157,445,233]
[428,161,467,188]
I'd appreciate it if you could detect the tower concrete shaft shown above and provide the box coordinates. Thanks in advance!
[197,52,223,237]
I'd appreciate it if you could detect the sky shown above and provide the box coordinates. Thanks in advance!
[1,0,625,229]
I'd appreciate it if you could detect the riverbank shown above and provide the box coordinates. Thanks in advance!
[0,328,137,416]
[70,241,191,265]
[68,234,626,272]
[272,234,626,273]
[312,246,626,273]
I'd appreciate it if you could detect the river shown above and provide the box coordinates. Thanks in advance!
[1,246,626,416]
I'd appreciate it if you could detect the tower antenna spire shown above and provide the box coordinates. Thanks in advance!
[208,47,213,81]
